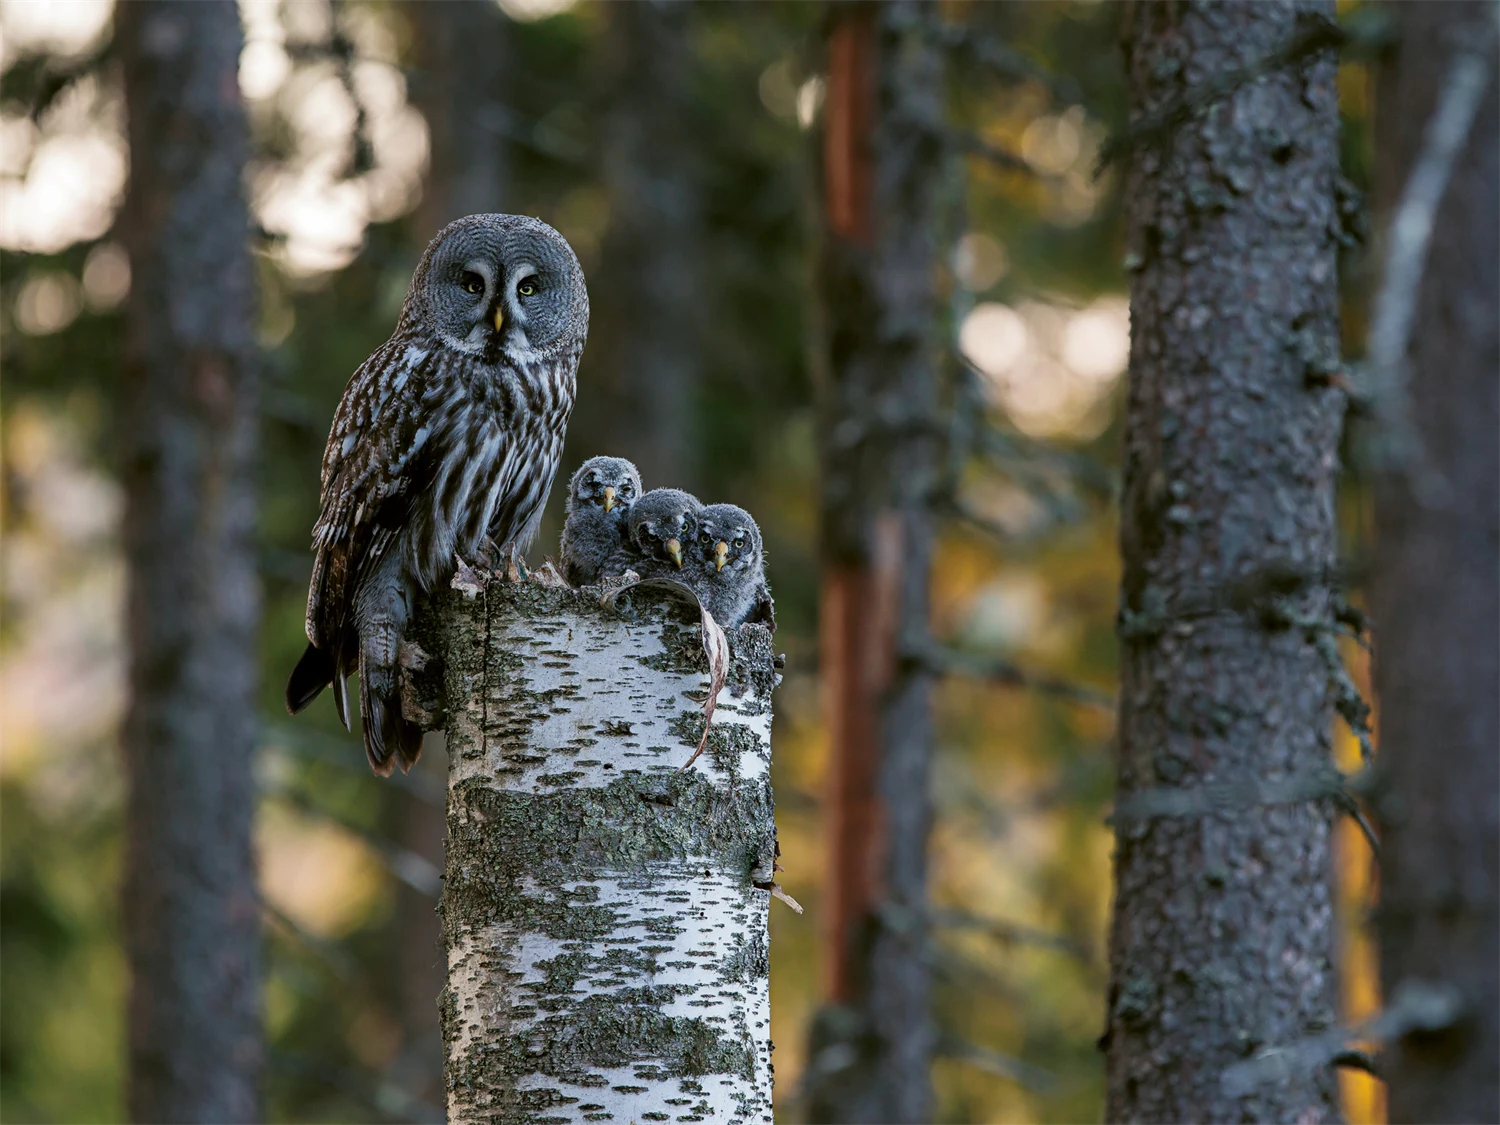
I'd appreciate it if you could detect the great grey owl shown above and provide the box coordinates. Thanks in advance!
[560,455,641,586]
[286,214,589,775]
[627,488,702,581]
[686,502,775,630]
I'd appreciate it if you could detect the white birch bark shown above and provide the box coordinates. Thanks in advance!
[438,578,778,1125]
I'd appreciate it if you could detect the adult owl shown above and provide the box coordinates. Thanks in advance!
[687,503,775,630]
[559,455,642,586]
[285,214,589,775]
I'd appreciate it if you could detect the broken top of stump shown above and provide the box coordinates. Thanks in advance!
[436,576,778,788]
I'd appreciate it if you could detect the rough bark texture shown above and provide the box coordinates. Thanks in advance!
[117,2,262,1121]
[1104,3,1345,1122]
[412,0,512,232]
[564,0,705,489]
[1370,5,1500,1122]
[805,4,942,1122]
[438,580,777,1124]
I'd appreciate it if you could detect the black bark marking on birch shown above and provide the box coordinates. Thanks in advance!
[440,582,776,1124]
[1105,3,1344,1122]
[1369,4,1500,1120]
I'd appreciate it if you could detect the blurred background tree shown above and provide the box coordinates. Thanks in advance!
[0,1,1434,1123]
[116,1,263,1119]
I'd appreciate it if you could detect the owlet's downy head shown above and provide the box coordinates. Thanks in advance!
[687,503,775,631]
[560,455,643,587]
[629,488,702,572]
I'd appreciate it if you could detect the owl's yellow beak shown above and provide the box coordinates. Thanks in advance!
[602,486,616,513]
[714,541,729,572]
[493,306,505,333]
[665,538,683,568]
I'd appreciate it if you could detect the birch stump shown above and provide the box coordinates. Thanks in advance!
[437,577,778,1124]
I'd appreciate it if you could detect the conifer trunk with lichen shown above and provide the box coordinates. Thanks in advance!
[1104,3,1344,1122]
[437,579,778,1124]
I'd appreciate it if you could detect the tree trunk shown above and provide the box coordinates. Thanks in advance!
[805,4,943,1122]
[1370,5,1499,1122]
[117,2,262,1121]
[411,0,512,231]
[438,580,778,1124]
[564,0,705,489]
[1103,3,1345,1121]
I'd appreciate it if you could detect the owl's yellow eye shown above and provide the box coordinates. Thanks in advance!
[462,272,484,295]
[517,279,537,297]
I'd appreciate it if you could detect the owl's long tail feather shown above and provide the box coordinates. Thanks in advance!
[355,559,423,775]
[357,653,423,776]
[285,642,334,715]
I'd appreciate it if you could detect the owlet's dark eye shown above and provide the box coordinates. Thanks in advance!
[517,278,538,297]
[733,537,745,549]
[700,530,713,543]
[462,272,484,295]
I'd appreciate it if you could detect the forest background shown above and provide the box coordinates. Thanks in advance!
[0,0,1459,1121]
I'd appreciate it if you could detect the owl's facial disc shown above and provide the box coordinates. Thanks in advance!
[411,215,587,362]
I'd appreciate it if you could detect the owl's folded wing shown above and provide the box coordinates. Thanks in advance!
[304,338,436,653]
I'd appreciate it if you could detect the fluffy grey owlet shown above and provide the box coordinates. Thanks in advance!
[627,488,702,581]
[560,455,642,585]
[687,503,775,630]
[285,214,589,775]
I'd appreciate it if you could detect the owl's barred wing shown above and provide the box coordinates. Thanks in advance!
[305,338,436,651]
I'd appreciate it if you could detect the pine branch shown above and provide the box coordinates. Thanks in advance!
[956,131,1038,176]
[909,640,1115,711]
[927,20,1085,107]
[1221,981,1464,1097]
[1094,11,1347,178]
[935,1035,1058,1094]
[932,907,1095,963]
[1109,765,1374,825]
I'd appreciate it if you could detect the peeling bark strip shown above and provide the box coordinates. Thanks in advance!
[1105,3,1344,1122]
[439,581,777,1124]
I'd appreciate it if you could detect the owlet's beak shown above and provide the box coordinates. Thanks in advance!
[665,538,683,568]
[602,486,616,513]
[714,541,729,572]
[493,306,505,333]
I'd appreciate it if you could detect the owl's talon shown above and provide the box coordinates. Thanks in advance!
[474,536,503,572]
